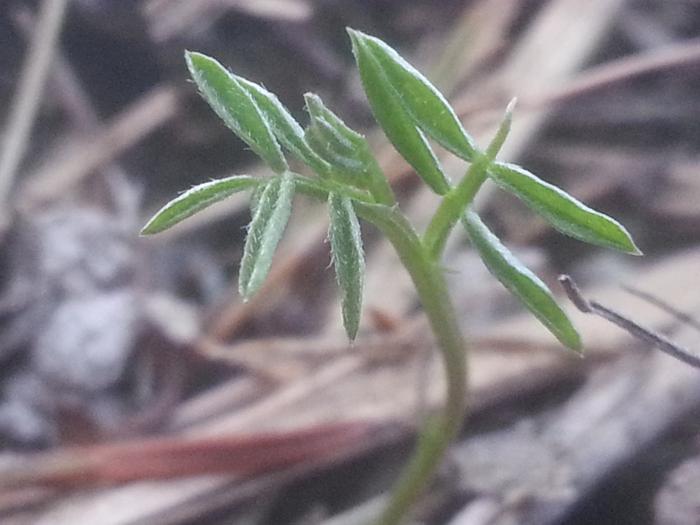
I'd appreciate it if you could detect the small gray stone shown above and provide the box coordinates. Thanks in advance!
[32,290,139,391]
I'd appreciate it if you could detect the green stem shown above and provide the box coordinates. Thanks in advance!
[297,122,526,521]
[365,166,397,207]
[346,102,517,523]
[291,172,375,203]
[422,99,516,260]
[354,202,468,525]
[422,157,490,259]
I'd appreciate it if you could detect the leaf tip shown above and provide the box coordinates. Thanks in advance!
[617,230,643,256]
[343,319,360,342]
[629,243,644,256]
[505,97,518,118]
[303,92,321,112]
[345,27,361,40]
[502,97,517,133]
[346,27,367,55]
[346,27,383,48]
[140,217,162,236]
[489,98,517,157]
[184,50,206,69]
[238,283,251,302]
[567,333,584,355]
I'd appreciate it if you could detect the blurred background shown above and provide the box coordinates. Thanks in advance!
[1,0,700,524]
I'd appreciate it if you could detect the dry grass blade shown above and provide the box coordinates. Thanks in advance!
[0,0,69,225]
[0,421,379,489]
[526,36,700,108]
[19,85,179,209]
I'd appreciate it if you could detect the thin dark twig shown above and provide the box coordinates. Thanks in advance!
[558,275,700,369]
[558,275,593,313]
[622,285,700,332]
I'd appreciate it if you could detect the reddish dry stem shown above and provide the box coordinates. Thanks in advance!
[2,421,378,489]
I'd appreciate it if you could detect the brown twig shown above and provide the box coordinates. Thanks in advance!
[526,37,700,108]
[19,84,179,209]
[559,275,700,369]
[143,0,311,42]
[454,36,700,126]
[0,0,70,225]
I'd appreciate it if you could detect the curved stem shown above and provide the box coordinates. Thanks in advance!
[354,202,468,525]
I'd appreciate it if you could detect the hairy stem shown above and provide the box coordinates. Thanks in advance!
[354,202,468,525]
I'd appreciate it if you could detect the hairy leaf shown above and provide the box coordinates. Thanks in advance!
[489,162,641,255]
[304,93,394,205]
[305,94,359,160]
[235,77,328,174]
[239,172,295,299]
[305,119,357,170]
[348,29,450,195]
[463,211,582,351]
[350,29,477,161]
[186,52,288,173]
[141,175,259,235]
[329,193,365,340]
[249,179,266,216]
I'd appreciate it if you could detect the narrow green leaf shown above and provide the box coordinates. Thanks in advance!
[328,193,365,340]
[305,94,360,159]
[462,211,582,351]
[303,118,373,185]
[348,30,450,195]
[235,77,329,174]
[249,179,266,216]
[489,162,642,255]
[349,29,477,161]
[305,119,358,171]
[141,175,259,235]
[185,51,288,173]
[304,93,395,205]
[239,172,295,299]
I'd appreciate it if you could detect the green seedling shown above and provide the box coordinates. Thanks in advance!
[142,29,640,525]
